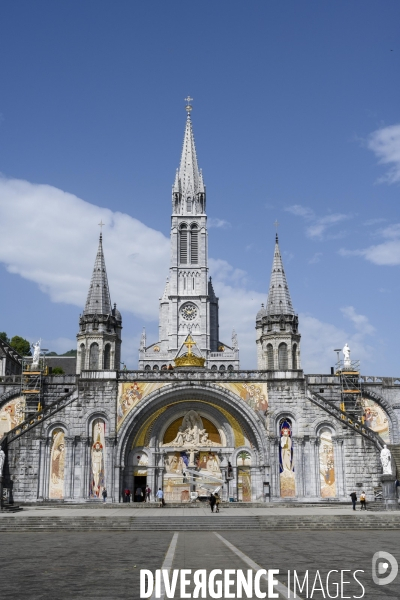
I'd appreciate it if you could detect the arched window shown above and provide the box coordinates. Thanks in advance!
[219,364,226,372]
[211,365,217,371]
[292,344,297,370]
[144,365,151,371]
[80,343,86,371]
[103,344,111,369]
[179,224,188,264]
[186,197,192,212]
[267,344,274,370]
[89,343,99,370]
[227,364,234,371]
[278,343,288,370]
[319,428,336,498]
[153,365,159,371]
[190,224,198,264]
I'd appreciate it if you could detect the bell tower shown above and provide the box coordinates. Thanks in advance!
[139,100,239,371]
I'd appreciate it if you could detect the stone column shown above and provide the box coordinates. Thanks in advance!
[64,436,74,500]
[269,437,279,498]
[82,436,92,500]
[332,437,344,498]
[43,436,52,499]
[37,436,47,500]
[293,437,305,498]
[311,437,321,498]
[105,436,116,501]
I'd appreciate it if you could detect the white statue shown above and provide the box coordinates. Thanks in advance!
[380,445,392,475]
[343,343,351,368]
[32,339,41,368]
[280,428,292,472]
[0,448,5,477]
[162,410,221,448]
[91,441,104,491]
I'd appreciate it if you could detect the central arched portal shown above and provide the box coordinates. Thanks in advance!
[116,384,267,504]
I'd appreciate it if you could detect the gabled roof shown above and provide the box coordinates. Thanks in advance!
[266,234,295,317]
[84,234,112,316]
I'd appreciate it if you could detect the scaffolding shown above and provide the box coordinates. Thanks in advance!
[335,358,363,420]
[21,356,47,417]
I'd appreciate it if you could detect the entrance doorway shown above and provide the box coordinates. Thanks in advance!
[133,475,147,502]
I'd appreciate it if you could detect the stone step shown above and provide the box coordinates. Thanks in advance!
[2,515,400,531]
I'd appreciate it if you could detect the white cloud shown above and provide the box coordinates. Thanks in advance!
[299,313,374,373]
[341,306,375,335]
[0,176,170,320]
[285,204,314,219]
[367,123,400,184]
[306,214,348,240]
[208,218,231,229]
[363,218,386,227]
[339,222,400,265]
[285,204,351,240]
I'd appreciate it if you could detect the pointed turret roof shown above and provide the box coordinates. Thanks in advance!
[177,112,201,198]
[266,234,295,317]
[84,233,112,316]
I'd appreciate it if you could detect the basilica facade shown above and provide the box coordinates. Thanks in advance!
[1,106,399,505]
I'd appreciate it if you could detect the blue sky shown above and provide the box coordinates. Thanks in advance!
[0,1,399,373]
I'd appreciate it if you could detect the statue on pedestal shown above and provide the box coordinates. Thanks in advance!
[380,445,392,475]
[343,343,351,369]
[32,339,41,369]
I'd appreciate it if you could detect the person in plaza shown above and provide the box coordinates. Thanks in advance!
[156,487,164,507]
[145,486,151,502]
[214,492,221,513]
[209,492,216,513]
[124,488,131,503]
[349,490,357,511]
[102,488,107,503]
[135,487,143,502]
[360,490,366,510]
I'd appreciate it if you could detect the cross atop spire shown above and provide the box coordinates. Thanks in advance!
[266,234,295,317]
[84,233,112,316]
[184,96,193,113]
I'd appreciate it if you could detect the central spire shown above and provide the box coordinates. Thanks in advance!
[172,99,206,215]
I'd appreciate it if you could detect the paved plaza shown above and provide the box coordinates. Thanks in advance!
[1,505,399,599]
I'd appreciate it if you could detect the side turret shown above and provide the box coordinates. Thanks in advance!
[76,233,122,373]
[256,234,301,371]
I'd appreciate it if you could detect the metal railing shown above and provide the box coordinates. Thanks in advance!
[306,389,385,450]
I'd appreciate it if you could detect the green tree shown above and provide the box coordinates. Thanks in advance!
[0,332,10,343]
[10,336,32,356]
[52,367,65,375]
